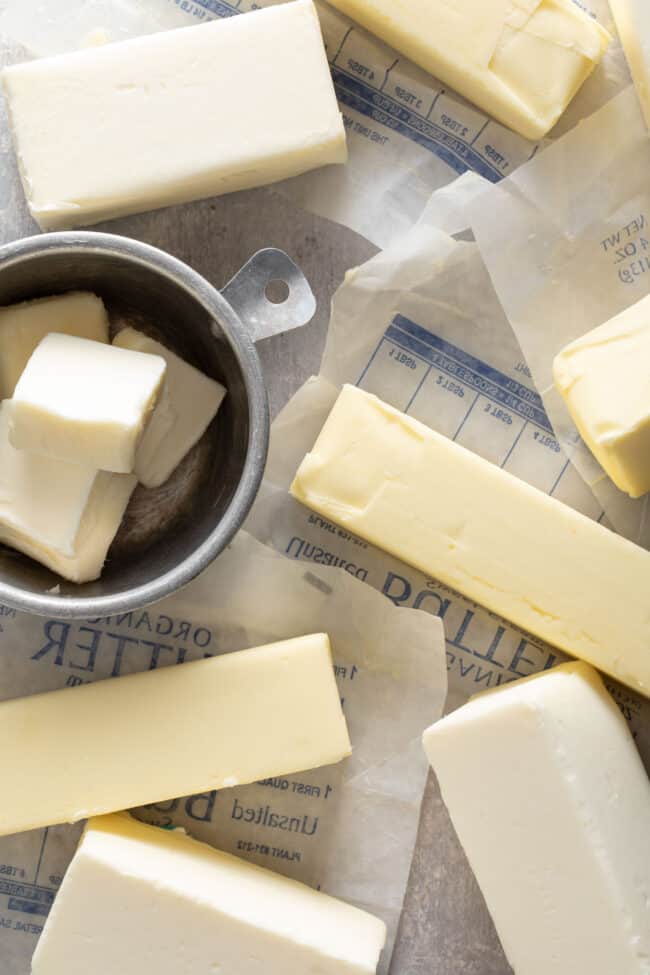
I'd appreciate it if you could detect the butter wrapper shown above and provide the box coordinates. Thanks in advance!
[246,202,650,752]
[467,84,650,547]
[0,531,446,975]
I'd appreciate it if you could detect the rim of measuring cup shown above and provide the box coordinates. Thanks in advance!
[0,230,270,618]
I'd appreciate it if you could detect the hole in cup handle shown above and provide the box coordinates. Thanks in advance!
[265,278,291,305]
[222,248,316,344]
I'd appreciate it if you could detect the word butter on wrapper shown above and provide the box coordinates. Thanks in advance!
[326,0,610,139]
[423,663,650,975]
[32,814,387,975]
[1,0,347,229]
[553,294,650,499]
[0,634,350,836]
[290,385,650,698]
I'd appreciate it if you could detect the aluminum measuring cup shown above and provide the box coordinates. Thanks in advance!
[0,231,315,618]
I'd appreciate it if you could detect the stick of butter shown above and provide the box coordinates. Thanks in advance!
[290,385,650,697]
[0,633,350,836]
[113,327,226,488]
[326,0,610,140]
[0,403,135,583]
[10,332,167,474]
[32,813,386,975]
[0,292,108,398]
[609,0,650,129]
[423,662,650,975]
[553,296,650,498]
[1,0,347,230]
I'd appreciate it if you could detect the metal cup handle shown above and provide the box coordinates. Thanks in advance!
[222,248,316,344]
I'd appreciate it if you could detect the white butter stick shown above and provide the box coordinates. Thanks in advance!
[290,385,650,698]
[423,662,650,975]
[326,0,610,139]
[609,0,650,130]
[10,332,167,474]
[553,294,650,498]
[0,403,135,583]
[1,0,346,230]
[0,291,108,398]
[32,814,386,975]
[113,327,226,488]
[0,633,350,836]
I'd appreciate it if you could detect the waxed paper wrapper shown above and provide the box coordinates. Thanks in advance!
[0,0,628,248]
[463,85,650,548]
[0,530,446,975]
[245,200,650,751]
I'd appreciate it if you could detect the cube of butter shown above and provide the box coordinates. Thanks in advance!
[326,0,610,140]
[32,814,386,975]
[553,295,650,498]
[0,291,108,398]
[113,327,226,488]
[10,332,166,474]
[0,402,135,582]
[423,662,650,975]
[1,0,346,230]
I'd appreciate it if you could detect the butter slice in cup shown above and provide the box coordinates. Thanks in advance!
[0,291,109,399]
[32,813,386,975]
[1,0,347,230]
[0,402,136,583]
[553,295,650,498]
[10,332,167,474]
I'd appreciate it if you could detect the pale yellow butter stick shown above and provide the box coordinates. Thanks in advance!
[0,634,350,836]
[327,0,610,140]
[1,0,346,230]
[609,0,650,130]
[32,814,386,975]
[113,327,226,488]
[290,385,650,697]
[423,662,650,975]
[553,294,650,498]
